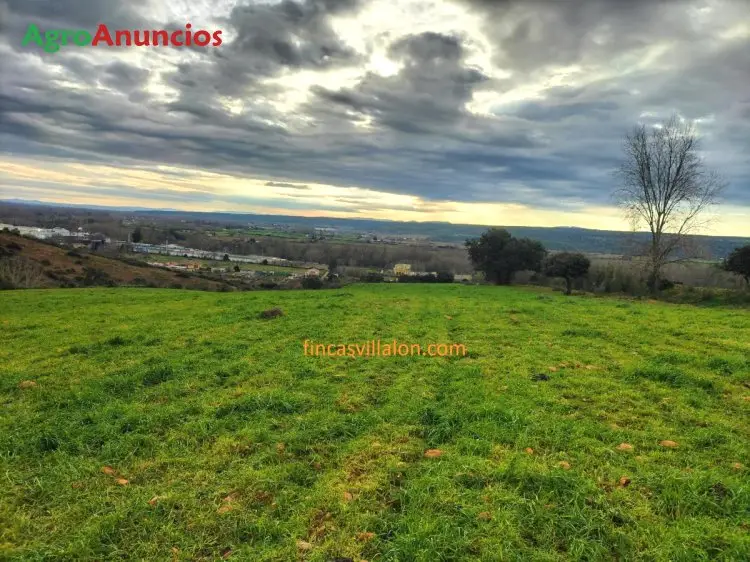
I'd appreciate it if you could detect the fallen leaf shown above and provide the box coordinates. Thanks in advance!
[585,365,597,370]
[221,547,232,559]
[356,532,375,541]
[101,466,117,476]
[618,476,631,488]
[343,491,354,502]
[296,540,313,551]
[223,492,239,503]
[732,462,743,470]
[18,380,37,389]
[148,496,162,506]
[525,447,534,455]
[558,461,571,470]
[659,440,679,448]
[115,478,129,486]
[477,511,492,521]
[616,443,634,451]
[424,449,443,458]
[276,443,285,453]
[217,505,232,514]
[71,482,84,489]
[445,315,453,320]
[548,366,558,372]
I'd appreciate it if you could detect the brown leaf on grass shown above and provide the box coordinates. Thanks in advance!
[71,482,84,489]
[101,466,117,476]
[296,540,313,551]
[115,478,129,486]
[276,443,286,454]
[548,366,558,372]
[618,476,632,488]
[221,547,233,559]
[445,315,453,320]
[585,365,597,370]
[558,362,570,368]
[217,505,232,514]
[732,462,743,470]
[18,380,38,389]
[616,443,634,451]
[558,461,571,470]
[524,447,534,455]
[356,532,375,541]
[424,449,443,458]
[343,491,354,502]
[223,492,239,503]
[659,440,679,448]
[148,496,162,506]
[477,511,492,521]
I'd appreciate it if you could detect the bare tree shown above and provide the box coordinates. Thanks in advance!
[0,257,46,289]
[615,114,725,291]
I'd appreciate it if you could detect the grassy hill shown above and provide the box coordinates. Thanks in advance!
[0,232,227,291]
[1,285,748,560]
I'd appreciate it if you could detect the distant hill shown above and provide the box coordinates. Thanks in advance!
[2,199,749,258]
[132,209,750,258]
[0,232,225,290]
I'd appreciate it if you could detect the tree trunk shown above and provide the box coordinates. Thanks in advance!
[564,277,572,295]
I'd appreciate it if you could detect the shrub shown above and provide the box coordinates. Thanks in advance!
[363,272,384,283]
[302,276,324,289]
[436,271,454,283]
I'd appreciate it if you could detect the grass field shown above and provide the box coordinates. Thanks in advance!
[1,285,748,560]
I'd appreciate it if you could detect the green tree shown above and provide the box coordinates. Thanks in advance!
[131,227,143,243]
[724,245,750,287]
[544,252,591,295]
[465,228,547,285]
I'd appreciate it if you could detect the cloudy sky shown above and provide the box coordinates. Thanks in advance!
[0,0,748,234]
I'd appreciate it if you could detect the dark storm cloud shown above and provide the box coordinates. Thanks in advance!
[308,31,490,136]
[0,0,748,211]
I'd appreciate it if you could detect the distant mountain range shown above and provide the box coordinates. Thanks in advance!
[2,199,749,258]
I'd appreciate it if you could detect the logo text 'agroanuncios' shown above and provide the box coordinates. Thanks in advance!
[22,23,223,53]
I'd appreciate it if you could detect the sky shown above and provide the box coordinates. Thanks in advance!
[0,0,748,234]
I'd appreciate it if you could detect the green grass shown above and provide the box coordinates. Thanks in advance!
[1,285,748,561]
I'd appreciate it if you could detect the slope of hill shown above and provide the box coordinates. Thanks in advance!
[1,284,748,560]
[0,232,225,291]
